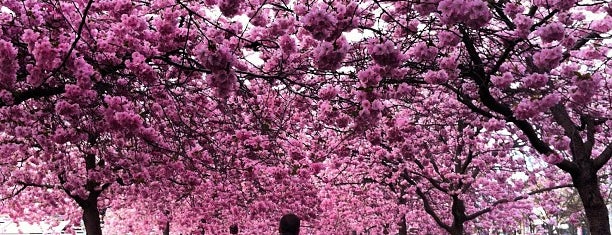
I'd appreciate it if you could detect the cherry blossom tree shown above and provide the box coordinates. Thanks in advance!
[315,87,580,235]
[285,0,612,233]
[1,0,611,234]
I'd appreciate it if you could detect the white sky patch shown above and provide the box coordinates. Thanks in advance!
[244,50,264,67]
[345,28,373,43]
[1,6,14,15]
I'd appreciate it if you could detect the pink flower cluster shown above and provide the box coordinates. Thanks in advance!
[62,84,97,103]
[0,40,17,89]
[0,89,12,104]
[533,0,577,11]
[200,45,236,72]
[219,0,241,17]
[537,22,565,43]
[355,98,384,128]
[570,74,601,104]
[491,72,514,88]
[248,8,270,27]
[358,66,383,87]
[55,100,81,117]
[368,41,403,67]
[408,42,438,62]
[279,35,297,54]
[503,3,524,19]
[549,136,571,151]
[439,53,459,70]
[70,57,95,89]
[301,7,338,41]
[126,52,157,85]
[332,1,360,36]
[414,0,442,15]
[513,15,534,39]
[521,73,548,88]
[543,153,564,165]
[438,31,460,47]
[318,85,339,100]
[438,0,492,28]
[32,39,60,71]
[206,71,237,98]
[484,118,506,131]
[533,47,563,71]
[514,93,561,119]
[423,70,449,84]
[197,44,238,97]
[313,37,349,70]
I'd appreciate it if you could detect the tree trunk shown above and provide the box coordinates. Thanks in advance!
[398,216,408,235]
[82,204,103,235]
[163,221,170,235]
[573,170,611,235]
[448,196,466,235]
[448,227,464,235]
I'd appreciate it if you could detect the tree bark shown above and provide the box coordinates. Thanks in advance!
[82,203,103,235]
[398,216,408,235]
[448,196,466,235]
[163,221,170,235]
[448,227,464,235]
[573,168,611,235]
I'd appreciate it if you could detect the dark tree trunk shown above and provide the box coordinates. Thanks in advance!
[448,226,464,235]
[163,221,170,235]
[573,167,611,235]
[398,216,408,235]
[82,203,103,235]
[448,196,466,235]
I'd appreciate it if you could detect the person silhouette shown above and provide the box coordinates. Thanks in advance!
[279,213,300,235]
[229,224,238,234]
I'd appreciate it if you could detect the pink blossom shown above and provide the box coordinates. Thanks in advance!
[438,0,492,28]
[0,40,18,89]
[301,7,338,41]
[438,31,460,47]
[439,53,459,71]
[55,100,80,117]
[491,72,514,88]
[513,15,534,39]
[537,93,561,110]
[543,153,564,164]
[0,89,13,104]
[533,0,577,11]
[207,71,237,98]
[368,40,402,67]
[408,42,438,62]
[533,47,563,71]
[358,66,383,87]
[199,45,236,72]
[313,38,349,70]
[503,3,524,19]
[514,99,538,119]
[424,70,449,84]
[219,0,241,17]
[570,74,601,104]
[414,0,442,15]
[318,85,339,100]
[279,35,297,53]
[32,39,59,71]
[522,73,548,88]
[537,22,565,43]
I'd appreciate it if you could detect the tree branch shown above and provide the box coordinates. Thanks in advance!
[550,104,589,161]
[0,86,65,107]
[465,183,573,221]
